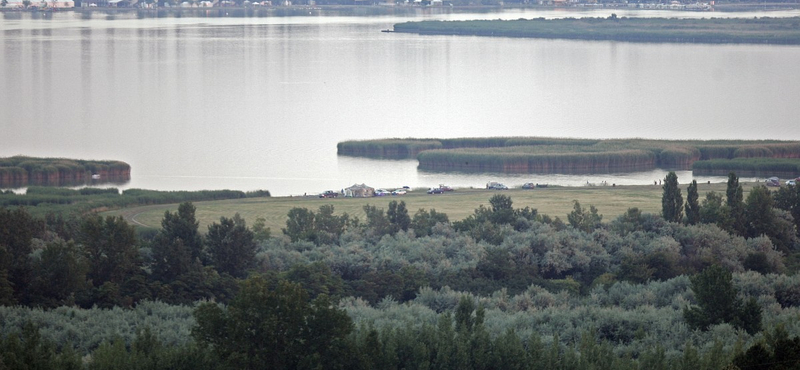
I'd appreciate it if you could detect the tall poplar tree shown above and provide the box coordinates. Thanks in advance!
[726,172,746,235]
[662,172,683,223]
[685,180,700,225]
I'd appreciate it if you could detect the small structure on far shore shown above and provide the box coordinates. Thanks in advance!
[344,183,374,198]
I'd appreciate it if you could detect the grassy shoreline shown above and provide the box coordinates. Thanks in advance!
[391,16,800,45]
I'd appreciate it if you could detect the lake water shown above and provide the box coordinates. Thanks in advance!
[2,8,800,195]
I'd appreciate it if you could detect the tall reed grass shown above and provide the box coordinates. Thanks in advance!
[338,138,800,174]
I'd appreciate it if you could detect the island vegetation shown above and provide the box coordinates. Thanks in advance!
[391,16,800,45]
[338,137,800,175]
[0,156,131,188]
[1,172,800,369]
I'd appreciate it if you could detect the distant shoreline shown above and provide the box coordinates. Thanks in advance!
[1,3,798,13]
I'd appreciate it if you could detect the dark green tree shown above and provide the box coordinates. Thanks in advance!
[0,207,42,305]
[745,185,775,238]
[193,275,353,370]
[683,265,762,335]
[151,202,204,282]
[661,171,683,223]
[283,207,317,243]
[30,239,88,308]
[79,215,138,287]
[410,208,449,237]
[206,214,257,278]
[489,194,515,225]
[363,204,392,237]
[699,191,733,231]
[685,180,700,225]
[727,172,746,235]
[773,182,800,235]
[160,202,204,261]
[387,200,411,233]
[313,205,349,245]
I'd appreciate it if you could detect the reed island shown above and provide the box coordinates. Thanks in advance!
[0,156,131,188]
[337,138,800,176]
[391,16,800,45]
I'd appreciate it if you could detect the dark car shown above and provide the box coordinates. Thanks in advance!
[427,187,444,194]
[522,182,535,189]
[319,190,339,198]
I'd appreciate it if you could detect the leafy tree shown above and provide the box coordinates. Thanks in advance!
[162,202,204,260]
[363,204,392,237]
[727,172,746,235]
[206,213,257,278]
[685,180,700,225]
[661,171,683,223]
[410,208,449,237]
[284,262,344,300]
[773,182,800,234]
[745,185,775,238]
[30,239,88,308]
[0,207,42,305]
[387,201,411,233]
[193,275,354,370]
[79,215,138,288]
[744,186,798,253]
[683,265,761,335]
[283,207,316,243]
[699,191,733,231]
[251,217,271,243]
[489,194,515,225]
[567,200,602,233]
[314,205,350,245]
[151,203,204,282]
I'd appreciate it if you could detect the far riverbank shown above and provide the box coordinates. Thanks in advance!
[391,16,800,44]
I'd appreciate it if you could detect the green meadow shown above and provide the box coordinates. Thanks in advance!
[106,181,755,232]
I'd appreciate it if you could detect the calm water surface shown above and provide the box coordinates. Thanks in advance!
[2,9,799,195]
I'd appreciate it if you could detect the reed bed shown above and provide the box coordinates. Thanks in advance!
[0,156,131,187]
[392,17,800,45]
[337,139,443,159]
[692,158,800,176]
[338,138,800,174]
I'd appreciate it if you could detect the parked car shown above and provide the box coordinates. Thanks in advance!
[488,182,508,190]
[788,179,797,186]
[427,187,444,194]
[319,190,338,198]
[522,182,535,189]
[392,189,407,195]
[375,189,391,196]
[766,177,780,187]
[438,184,454,192]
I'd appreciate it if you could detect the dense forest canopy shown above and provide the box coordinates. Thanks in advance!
[1,173,800,369]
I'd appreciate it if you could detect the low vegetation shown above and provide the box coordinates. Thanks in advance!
[392,16,800,45]
[0,187,270,217]
[338,137,800,174]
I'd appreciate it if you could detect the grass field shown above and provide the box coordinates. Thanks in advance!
[105,182,760,233]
